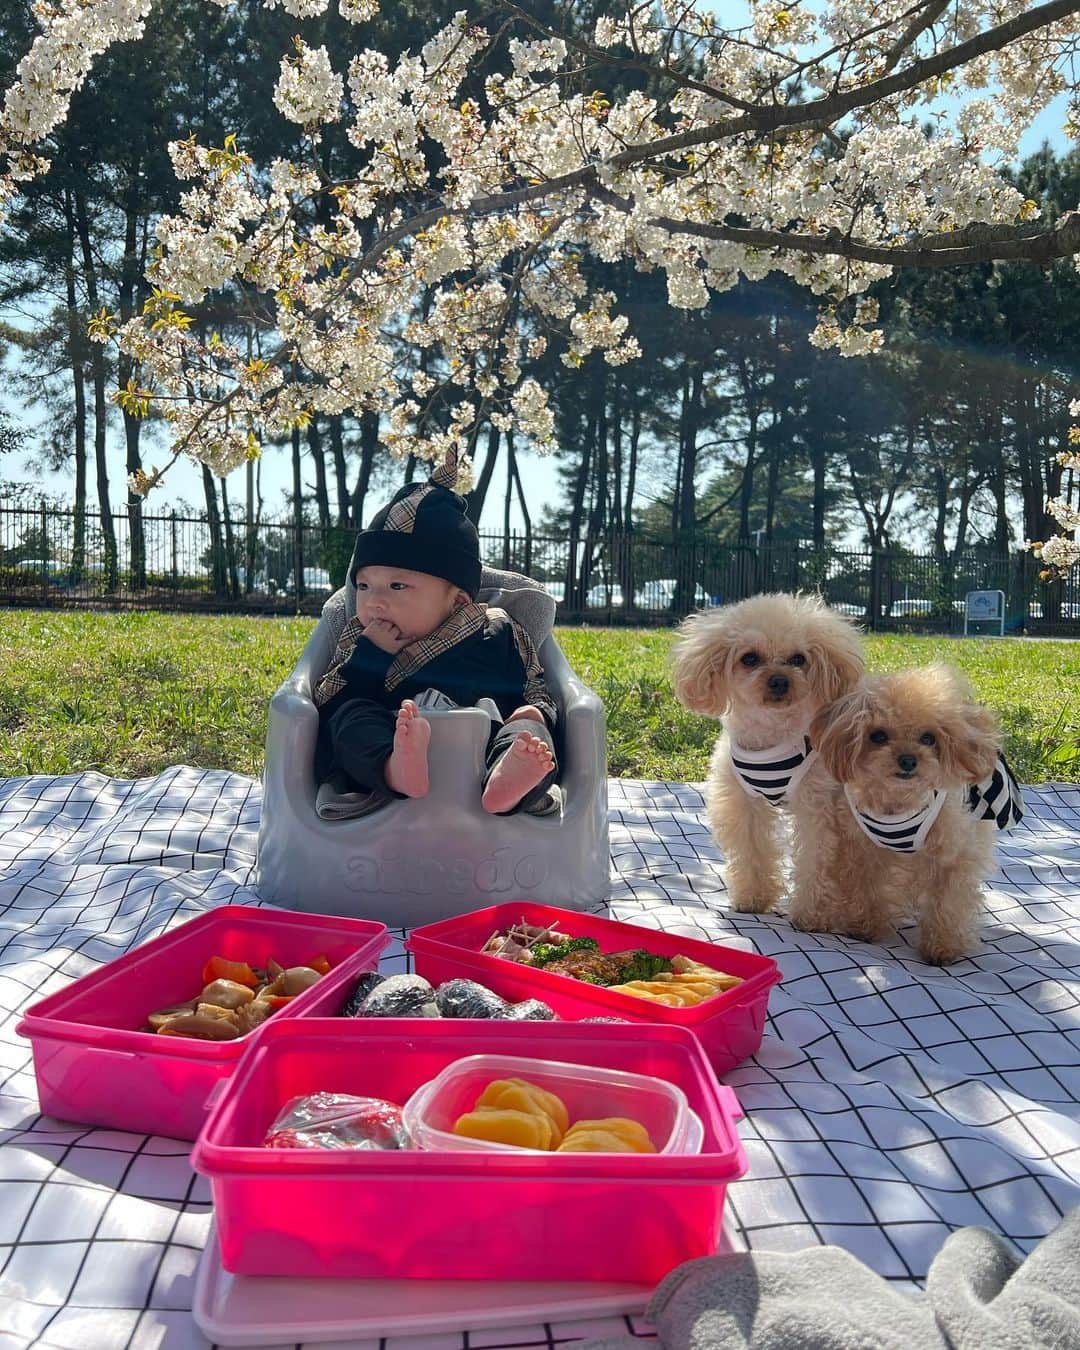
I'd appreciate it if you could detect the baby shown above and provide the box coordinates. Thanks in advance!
[312,453,558,819]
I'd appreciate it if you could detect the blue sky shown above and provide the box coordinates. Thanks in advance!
[1,13,1073,534]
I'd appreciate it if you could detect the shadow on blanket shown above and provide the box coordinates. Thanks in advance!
[580,1208,1080,1350]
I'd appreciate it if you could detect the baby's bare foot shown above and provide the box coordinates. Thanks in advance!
[482,732,555,814]
[384,700,430,797]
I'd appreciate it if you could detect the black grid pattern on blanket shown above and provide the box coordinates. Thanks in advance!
[1,768,1078,1349]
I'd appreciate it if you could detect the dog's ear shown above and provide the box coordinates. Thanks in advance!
[810,686,873,783]
[671,610,737,716]
[933,700,1001,784]
[805,611,865,705]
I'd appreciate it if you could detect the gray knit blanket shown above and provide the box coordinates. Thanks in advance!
[580,1207,1080,1350]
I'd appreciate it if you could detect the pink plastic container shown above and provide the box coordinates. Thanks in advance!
[16,905,390,1140]
[407,903,781,1073]
[192,1018,747,1284]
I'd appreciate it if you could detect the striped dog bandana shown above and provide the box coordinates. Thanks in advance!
[846,752,1025,852]
[729,735,817,806]
[965,752,1025,830]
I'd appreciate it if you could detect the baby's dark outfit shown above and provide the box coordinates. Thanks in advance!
[313,600,558,814]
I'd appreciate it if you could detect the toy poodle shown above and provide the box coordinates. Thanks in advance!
[791,663,1023,964]
[672,593,864,914]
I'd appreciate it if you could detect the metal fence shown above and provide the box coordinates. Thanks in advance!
[1,500,1077,632]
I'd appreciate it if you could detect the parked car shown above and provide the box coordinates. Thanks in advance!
[12,558,66,587]
[830,601,865,617]
[238,568,275,594]
[633,579,710,610]
[1029,600,1080,620]
[284,567,333,595]
[544,581,565,604]
[585,582,624,608]
[889,599,934,617]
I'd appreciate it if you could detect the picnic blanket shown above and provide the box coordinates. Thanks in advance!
[1,768,1078,1350]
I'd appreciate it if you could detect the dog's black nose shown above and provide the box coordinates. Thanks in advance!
[766,673,789,696]
[897,753,917,773]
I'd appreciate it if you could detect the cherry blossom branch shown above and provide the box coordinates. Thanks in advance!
[593,186,1080,266]
[495,0,759,113]
[603,0,1080,160]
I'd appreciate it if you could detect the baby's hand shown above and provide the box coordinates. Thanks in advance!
[362,618,411,653]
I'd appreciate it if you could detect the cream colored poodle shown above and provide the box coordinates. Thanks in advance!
[672,593,864,915]
[791,664,1021,964]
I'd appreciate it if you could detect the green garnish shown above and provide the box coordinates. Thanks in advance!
[529,936,600,966]
[613,950,673,983]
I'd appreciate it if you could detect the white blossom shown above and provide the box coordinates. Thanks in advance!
[1046,498,1080,533]
[1033,534,1080,572]
[340,0,378,21]
[263,0,329,15]
[274,41,343,126]
[593,17,618,47]
[3,0,1079,570]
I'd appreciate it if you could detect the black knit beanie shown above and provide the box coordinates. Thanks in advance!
[349,449,482,599]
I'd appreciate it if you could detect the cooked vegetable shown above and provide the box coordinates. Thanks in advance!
[148,952,331,1038]
[201,956,259,988]
[612,949,673,983]
[529,936,600,967]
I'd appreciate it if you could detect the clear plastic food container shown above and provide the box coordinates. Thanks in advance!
[404,1052,704,1155]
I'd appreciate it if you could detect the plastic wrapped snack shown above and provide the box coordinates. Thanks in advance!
[263,1092,409,1151]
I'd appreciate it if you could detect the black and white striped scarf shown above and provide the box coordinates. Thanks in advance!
[729,735,817,806]
[846,752,1025,852]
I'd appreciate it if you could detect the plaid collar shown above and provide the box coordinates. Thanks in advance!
[385,600,488,690]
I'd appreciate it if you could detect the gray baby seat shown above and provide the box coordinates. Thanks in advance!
[256,566,609,925]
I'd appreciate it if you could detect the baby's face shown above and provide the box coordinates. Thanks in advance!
[354,565,465,642]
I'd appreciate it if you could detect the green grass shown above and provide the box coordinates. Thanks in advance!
[1,611,1078,783]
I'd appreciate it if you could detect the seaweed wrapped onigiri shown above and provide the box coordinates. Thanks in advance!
[435,978,512,1019]
[357,973,438,1017]
[504,998,557,1020]
[340,970,386,1017]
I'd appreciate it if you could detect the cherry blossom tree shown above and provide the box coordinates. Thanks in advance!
[2,0,1080,570]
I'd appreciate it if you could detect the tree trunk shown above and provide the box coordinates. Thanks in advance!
[764,423,782,541]
[73,190,118,591]
[610,376,623,532]
[202,464,226,595]
[931,455,948,558]
[502,430,514,568]
[351,411,379,524]
[61,189,88,585]
[989,413,1010,554]
[220,475,240,599]
[245,454,260,595]
[624,398,640,526]
[292,425,305,602]
[617,395,641,607]
[810,439,826,551]
[467,423,500,524]
[676,365,704,612]
[1016,377,1044,543]
[117,177,145,589]
[589,361,609,535]
[509,431,532,575]
[565,407,592,608]
[738,408,758,542]
[328,415,350,525]
[307,415,330,528]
